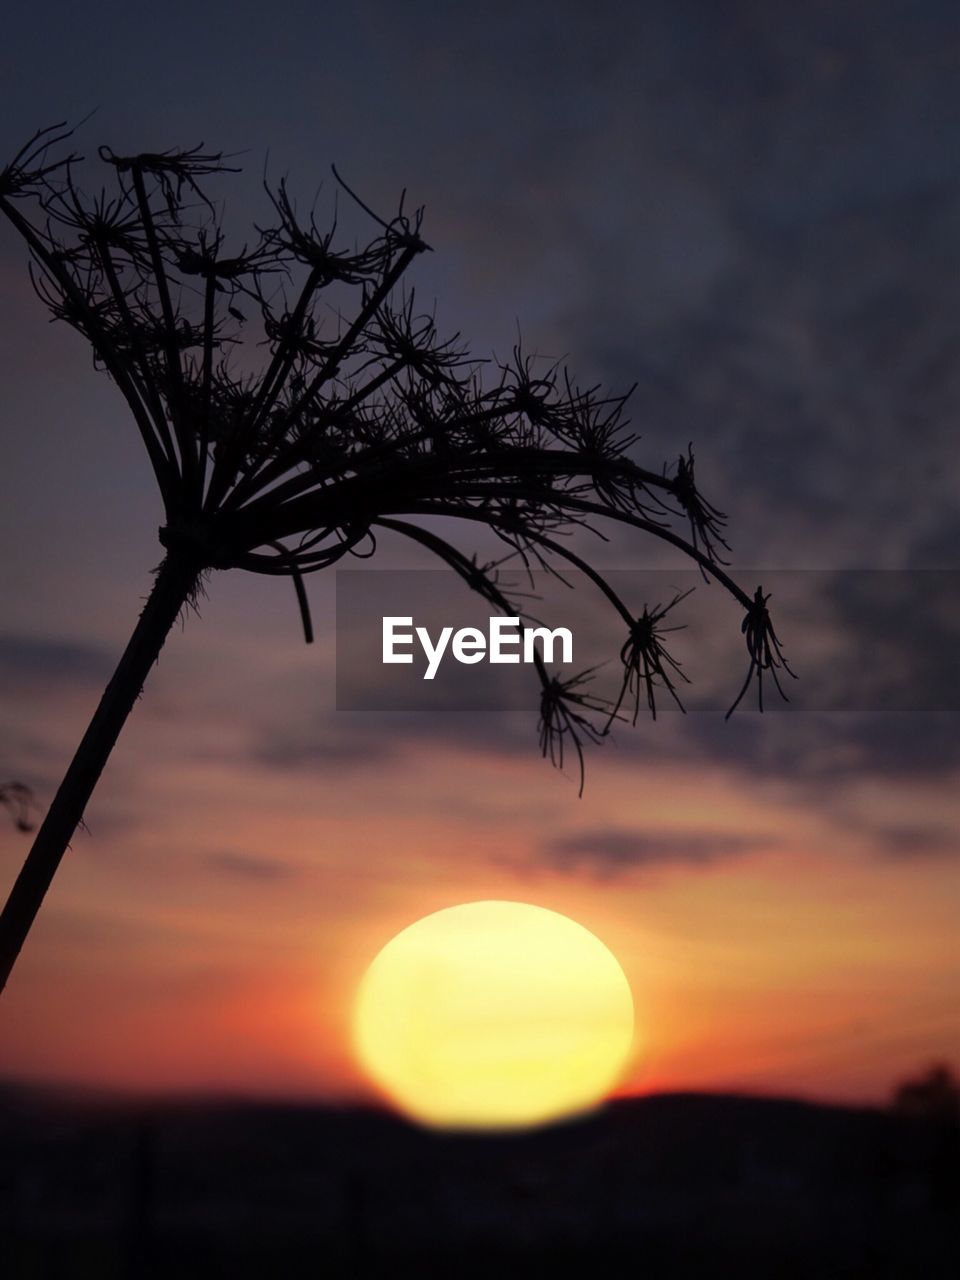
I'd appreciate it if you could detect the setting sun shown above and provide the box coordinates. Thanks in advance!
[352,901,635,1130]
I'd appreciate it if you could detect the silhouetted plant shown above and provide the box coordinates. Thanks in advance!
[0,124,793,991]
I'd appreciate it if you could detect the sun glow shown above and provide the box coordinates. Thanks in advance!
[352,900,635,1130]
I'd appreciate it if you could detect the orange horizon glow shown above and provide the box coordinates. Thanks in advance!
[3,736,958,1113]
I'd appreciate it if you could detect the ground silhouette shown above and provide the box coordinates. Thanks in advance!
[1,1083,956,1278]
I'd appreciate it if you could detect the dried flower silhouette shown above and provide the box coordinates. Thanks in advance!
[0,125,793,992]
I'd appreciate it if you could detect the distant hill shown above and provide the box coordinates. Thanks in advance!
[0,1084,957,1277]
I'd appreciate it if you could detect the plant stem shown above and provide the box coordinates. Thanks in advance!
[0,554,201,995]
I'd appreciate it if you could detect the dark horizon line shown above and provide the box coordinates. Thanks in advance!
[0,1074,902,1121]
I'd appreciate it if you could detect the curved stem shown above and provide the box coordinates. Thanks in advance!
[0,554,201,995]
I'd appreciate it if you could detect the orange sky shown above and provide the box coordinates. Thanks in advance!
[3,607,957,1109]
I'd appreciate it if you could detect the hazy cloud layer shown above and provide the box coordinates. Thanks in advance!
[206,851,299,882]
[0,632,112,689]
[539,826,775,878]
[865,823,960,860]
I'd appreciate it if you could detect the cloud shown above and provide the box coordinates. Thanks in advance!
[909,513,960,569]
[538,826,775,878]
[252,726,395,772]
[869,823,960,860]
[205,851,297,882]
[611,708,960,787]
[0,632,112,688]
[815,572,960,712]
[247,667,960,813]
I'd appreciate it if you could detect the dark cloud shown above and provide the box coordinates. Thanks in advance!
[249,678,960,804]
[538,826,775,878]
[579,185,960,572]
[814,572,960,712]
[495,10,960,575]
[205,851,296,882]
[910,516,960,569]
[0,633,112,688]
[869,823,960,859]
[610,709,960,786]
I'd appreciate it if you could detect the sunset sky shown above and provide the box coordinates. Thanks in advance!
[1,2,959,1111]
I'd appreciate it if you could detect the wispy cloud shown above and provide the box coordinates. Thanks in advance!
[538,826,776,878]
[0,632,111,688]
[205,851,299,882]
[869,823,960,860]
